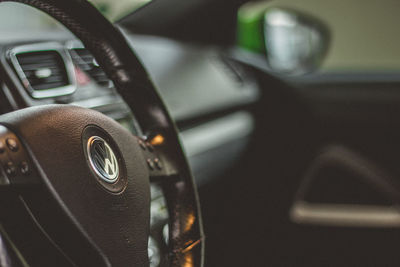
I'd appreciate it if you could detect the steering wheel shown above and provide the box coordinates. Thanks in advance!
[0,0,204,266]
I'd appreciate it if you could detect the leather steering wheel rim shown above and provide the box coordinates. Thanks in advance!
[0,0,204,266]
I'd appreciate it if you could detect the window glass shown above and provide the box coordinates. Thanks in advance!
[0,0,149,39]
[89,0,151,22]
[239,0,400,72]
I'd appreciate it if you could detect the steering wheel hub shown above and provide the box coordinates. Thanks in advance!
[82,125,128,193]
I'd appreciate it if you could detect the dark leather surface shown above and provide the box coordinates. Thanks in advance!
[0,0,204,266]
[0,105,151,266]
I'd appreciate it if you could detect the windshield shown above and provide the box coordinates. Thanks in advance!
[0,0,149,38]
[89,0,151,21]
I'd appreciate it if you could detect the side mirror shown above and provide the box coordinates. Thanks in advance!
[264,8,330,74]
[238,5,330,74]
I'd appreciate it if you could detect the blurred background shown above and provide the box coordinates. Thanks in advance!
[238,0,400,72]
[1,0,400,74]
[0,0,148,33]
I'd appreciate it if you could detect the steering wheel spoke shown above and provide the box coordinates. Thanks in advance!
[136,135,180,182]
[0,125,40,189]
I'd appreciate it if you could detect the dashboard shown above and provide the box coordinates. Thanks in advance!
[0,31,260,187]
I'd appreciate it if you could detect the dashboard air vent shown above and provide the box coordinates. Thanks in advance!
[70,48,112,87]
[16,51,70,91]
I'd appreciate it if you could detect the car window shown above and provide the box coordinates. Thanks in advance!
[89,0,151,21]
[0,0,150,38]
[238,0,400,73]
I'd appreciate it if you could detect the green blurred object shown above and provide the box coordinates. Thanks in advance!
[96,3,110,16]
[237,1,270,54]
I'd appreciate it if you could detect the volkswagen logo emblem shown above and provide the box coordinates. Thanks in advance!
[87,136,119,183]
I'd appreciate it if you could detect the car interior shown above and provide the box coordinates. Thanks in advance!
[0,0,399,266]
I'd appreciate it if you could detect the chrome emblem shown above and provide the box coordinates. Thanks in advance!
[87,136,119,183]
